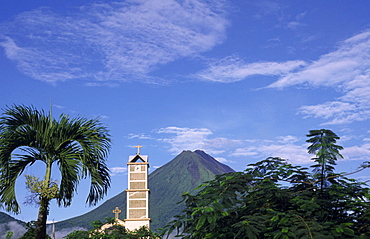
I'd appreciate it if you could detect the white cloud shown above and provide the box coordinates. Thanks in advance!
[252,1,282,20]
[155,127,339,165]
[84,82,120,88]
[0,0,228,84]
[127,133,153,140]
[232,135,370,165]
[276,135,299,144]
[233,147,260,157]
[110,167,127,176]
[154,126,370,167]
[156,126,242,155]
[215,157,227,163]
[157,126,213,154]
[267,30,370,124]
[286,12,307,30]
[155,127,314,164]
[299,101,358,122]
[205,137,243,149]
[232,137,310,164]
[269,31,370,89]
[0,36,81,84]
[342,144,370,161]
[215,157,234,164]
[196,55,306,82]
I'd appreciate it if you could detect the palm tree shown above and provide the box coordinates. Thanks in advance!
[0,105,111,239]
[306,129,343,191]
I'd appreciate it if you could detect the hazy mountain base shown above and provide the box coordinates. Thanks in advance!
[0,211,86,239]
[0,212,26,238]
[0,221,86,239]
[0,221,26,239]
[56,150,235,232]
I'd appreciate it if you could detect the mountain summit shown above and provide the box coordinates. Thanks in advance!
[56,150,235,230]
[149,150,235,229]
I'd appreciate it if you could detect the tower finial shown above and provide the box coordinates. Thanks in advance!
[134,145,142,154]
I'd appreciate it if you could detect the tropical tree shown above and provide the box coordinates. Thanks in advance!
[161,131,370,239]
[162,158,370,238]
[306,129,343,191]
[0,105,111,239]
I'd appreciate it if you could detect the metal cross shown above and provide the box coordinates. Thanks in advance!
[134,145,143,154]
[112,207,122,220]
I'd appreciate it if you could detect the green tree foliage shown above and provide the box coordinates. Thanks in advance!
[24,174,59,206]
[0,105,111,239]
[18,221,51,239]
[306,129,343,191]
[64,218,160,239]
[161,130,370,239]
[6,231,14,239]
[63,230,90,239]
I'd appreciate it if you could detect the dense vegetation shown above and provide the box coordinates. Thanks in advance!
[18,221,51,239]
[64,218,159,239]
[161,129,370,238]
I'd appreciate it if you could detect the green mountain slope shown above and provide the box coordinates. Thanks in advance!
[56,150,235,231]
[0,212,25,225]
[0,212,26,236]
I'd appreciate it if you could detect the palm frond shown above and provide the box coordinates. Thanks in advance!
[0,105,111,213]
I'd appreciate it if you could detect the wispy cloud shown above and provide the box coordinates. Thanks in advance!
[232,135,310,164]
[269,31,370,88]
[342,144,370,162]
[127,133,153,140]
[156,126,242,155]
[268,30,370,124]
[196,55,305,82]
[215,157,231,163]
[154,127,323,165]
[0,0,228,84]
[195,30,370,125]
[232,134,370,165]
[156,126,213,154]
[146,126,370,167]
[155,127,311,164]
[252,0,282,20]
[110,167,127,176]
[252,1,307,31]
[285,12,307,30]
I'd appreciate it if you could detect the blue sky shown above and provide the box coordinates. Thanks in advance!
[1,0,370,223]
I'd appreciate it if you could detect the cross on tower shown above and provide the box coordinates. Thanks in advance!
[134,145,143,154]
[112,207,122,220]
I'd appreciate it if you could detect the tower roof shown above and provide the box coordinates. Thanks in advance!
[128,154,148,163]
[128,145,148,163]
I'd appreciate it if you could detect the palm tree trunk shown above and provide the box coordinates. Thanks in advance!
[35,161,52,239]
[35,196,50,239]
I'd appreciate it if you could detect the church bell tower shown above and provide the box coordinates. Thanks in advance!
[124,145,150,230]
